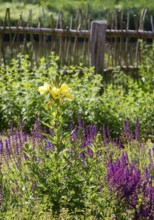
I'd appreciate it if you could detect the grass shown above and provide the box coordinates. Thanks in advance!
[0,1,154,27]
[0,2,55,26]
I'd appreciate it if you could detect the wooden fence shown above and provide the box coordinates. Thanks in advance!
[0,8,154,72]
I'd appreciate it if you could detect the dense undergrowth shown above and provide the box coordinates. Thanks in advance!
[0,48,153,138]
[0,107,153,219]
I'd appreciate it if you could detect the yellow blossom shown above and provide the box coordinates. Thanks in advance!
[50,87,61,100]
[39,82,72,102]
[38,83,50,95]
[60,83,72,101]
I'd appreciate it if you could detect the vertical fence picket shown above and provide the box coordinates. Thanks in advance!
[125,12,129,67]
[59,12,64,65]
[151,16,154,43]
[90,21,107,73]
[134,14,139,67]
[114,11,118,66]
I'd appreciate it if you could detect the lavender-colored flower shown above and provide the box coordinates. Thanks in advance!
[123,119,133,141]
[0,189,3,206]
[49,128,54,137]
[23,131,27,142]
[78,112,84,129]
[139,180,154,218]
[45,141,54,151]
[117,138,122,148]
[86,147,93,157]
[7,136,11,145]
[0,140,3,154]
[106,152,154,219]
[106,153,141,206]
[5,140,9,154]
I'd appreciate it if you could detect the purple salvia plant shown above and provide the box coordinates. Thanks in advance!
[7,136,11,146]
[86,147,93,157]
[17,131,22,144]
[90,124,98,141]
[5,140,9,155]
[78,112,84,129]
[117,138,122,148]
[107,154,154,219]
[49,128,55,137]
[45,141,54,152]
[123,119,133,142]
[35,116,43,139]
[139,180,154,219]
[106,153,142,208]
[31,127,36,151]
[23,131,27,142]
[0,140,3,154]
[80,124,98,157]
[0,189,3,207]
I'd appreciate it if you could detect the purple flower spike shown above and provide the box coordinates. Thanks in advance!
[117,138,122,148]
[45,141,54,151]
[23,132,27,142]
[0,140,3,154]
[78,113,84,129]
[5,140,9,154]
[86,147,93,157]
[123,119,133,141]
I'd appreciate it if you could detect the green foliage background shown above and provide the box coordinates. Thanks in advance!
[0,0,153,28]
[0,47,153,138]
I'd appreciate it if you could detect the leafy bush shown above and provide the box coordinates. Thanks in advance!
[0,54,58,130]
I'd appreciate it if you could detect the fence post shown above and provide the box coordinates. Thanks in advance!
[90,21,107,73]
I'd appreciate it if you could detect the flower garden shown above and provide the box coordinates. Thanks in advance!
[0,50,154,219]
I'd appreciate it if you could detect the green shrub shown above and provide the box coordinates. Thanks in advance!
[0,52,153,138]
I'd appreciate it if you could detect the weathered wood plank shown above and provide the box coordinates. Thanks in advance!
[90,21,107,73]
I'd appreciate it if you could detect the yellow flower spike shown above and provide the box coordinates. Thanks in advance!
[60,83,72,101]
[38,83,50,95]
[50,87,61,100]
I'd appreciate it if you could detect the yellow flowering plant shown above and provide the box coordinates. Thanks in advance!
[38,81,73,154]
[39,82,72,103]
[38,83,50,95]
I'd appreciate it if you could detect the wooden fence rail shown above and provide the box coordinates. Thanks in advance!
[0,8,154,72]
[1,27,154,39]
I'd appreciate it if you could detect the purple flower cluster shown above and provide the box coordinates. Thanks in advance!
[0,115,153,218]
[0,118,49,158]
[106,153,154,219]
[71,115,98,158]
[107,152,141,202]
[123,119,134,142]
